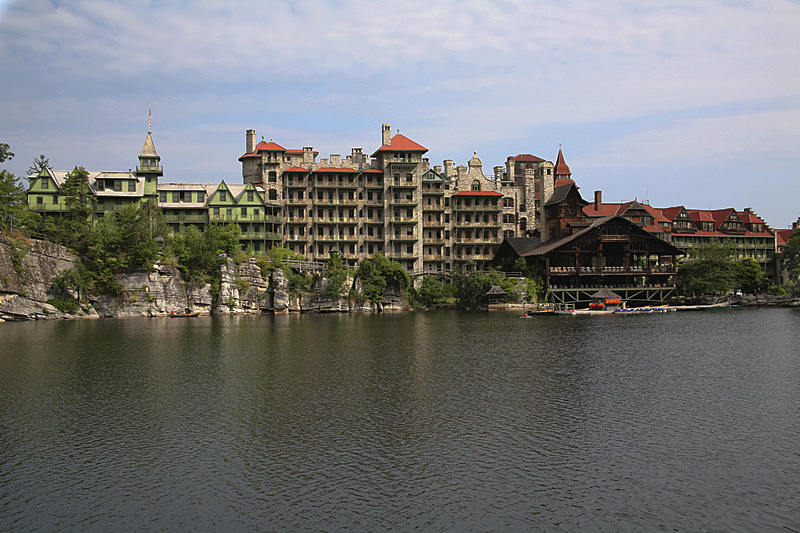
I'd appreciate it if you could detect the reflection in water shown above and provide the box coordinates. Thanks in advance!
[1,310,799,531]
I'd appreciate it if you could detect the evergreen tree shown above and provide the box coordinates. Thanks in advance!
[28,154,52,177]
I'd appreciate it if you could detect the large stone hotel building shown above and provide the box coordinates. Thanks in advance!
[236,123,567,273]
[26,122,781,281]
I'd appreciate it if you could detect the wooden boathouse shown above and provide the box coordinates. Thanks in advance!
[494,215,684,308]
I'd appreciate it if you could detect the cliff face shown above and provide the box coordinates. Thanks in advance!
[0,235,407,322]
[0,234,83,320]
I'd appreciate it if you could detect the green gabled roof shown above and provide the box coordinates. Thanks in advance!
[422,168,450,183]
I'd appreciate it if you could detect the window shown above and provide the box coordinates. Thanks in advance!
[128,181,136,192]
[241,207,247,216]
[213,207,220,217]
[96,181,104,191]
[41,178,49,189]
[247,190,254,202]
[113,180,122,192]
[198,192,205,203]
[268,171,277,182]
[160,192,166,202]
[471,180,480,191]
[37,196,43,205]
[172,192,180,203]
[52,195,58,204]
[219,190,227,202]
[269,189,277,201]
[503,197,514,207]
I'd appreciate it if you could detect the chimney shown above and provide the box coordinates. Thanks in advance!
[246,129,256,154]
[538,169,553,242]
[382,123,392,147]
[494,166,504,180]
[594,190,602,211]
[443,159,453,178]
[793,221,798,230]
[331,154,341,166]
[303,147,314,165]
[434,165,442,174]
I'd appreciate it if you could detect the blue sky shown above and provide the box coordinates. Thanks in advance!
[1,0,798,226]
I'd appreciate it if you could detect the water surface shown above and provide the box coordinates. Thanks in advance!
[1,309,799,531]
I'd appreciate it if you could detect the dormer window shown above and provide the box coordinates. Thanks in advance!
[219,190,227,202]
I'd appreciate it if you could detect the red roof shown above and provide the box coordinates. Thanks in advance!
[738,211,765,224]
[371,133,428,156]
[255,140,286,152]
[514,154,544,162]
[555,178,575,188]
[453,190,503,197]
[238,152,261,161]
[313,167,358,173]
[554,148,571,175]
[777,229,796,246]
[362,168,384,173]
[285,149,319,155]
[284,166,309,172]
[687,210,715,222]
[659,206,686,221]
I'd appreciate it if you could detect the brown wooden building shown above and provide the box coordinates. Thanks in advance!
[495,216,683,307]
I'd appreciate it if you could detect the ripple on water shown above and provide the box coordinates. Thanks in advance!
[1,310,799,531]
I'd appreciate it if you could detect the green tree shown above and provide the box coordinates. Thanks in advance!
[785,229,800,286]
[678,239,740,296]
[323,252,349,299]
[355,252,411,302]
[733,258,765,294]
[169,223,242,285]
[0,142,13,163]
[0,169,29,227]
[28,154,51,177]
[418,275,444,306]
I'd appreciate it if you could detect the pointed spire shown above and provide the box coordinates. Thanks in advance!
[554,147,571,176]
[140,132,159,158]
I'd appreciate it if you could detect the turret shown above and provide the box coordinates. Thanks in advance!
[137,131,162,197]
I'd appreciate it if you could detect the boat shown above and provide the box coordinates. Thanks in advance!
[519,309,557,318]
[170,311,200,317]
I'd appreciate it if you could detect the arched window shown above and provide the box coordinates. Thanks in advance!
[471,180,480,191]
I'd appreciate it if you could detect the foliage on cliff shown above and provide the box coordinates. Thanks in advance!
[355,252,410,302]
[167,223,241,286]
[256,246,313,293]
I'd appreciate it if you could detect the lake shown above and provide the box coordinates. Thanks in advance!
[1,309,799,531]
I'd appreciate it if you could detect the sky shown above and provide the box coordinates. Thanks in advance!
[0,0,798,226]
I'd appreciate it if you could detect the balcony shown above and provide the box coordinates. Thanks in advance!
[453,204,501,212]
[423,220,446,227]
[390,234,417,242]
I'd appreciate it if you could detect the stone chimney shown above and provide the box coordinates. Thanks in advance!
[331,154,341,166]
[494,166,504,180]
[434,165,442,174]
[538,169,553,242]
[246,129,256,154]
[594,190,602,212]
[443,159,454,178]
[303,147,314,165]
[382,123,392,147]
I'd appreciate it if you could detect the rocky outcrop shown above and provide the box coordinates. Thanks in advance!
[1,235,411,321]
[0,234,82,320]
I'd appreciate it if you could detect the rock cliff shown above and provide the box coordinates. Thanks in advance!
[0,235,408,321]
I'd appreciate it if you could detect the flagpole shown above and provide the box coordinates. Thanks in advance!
[148,106,152,133]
